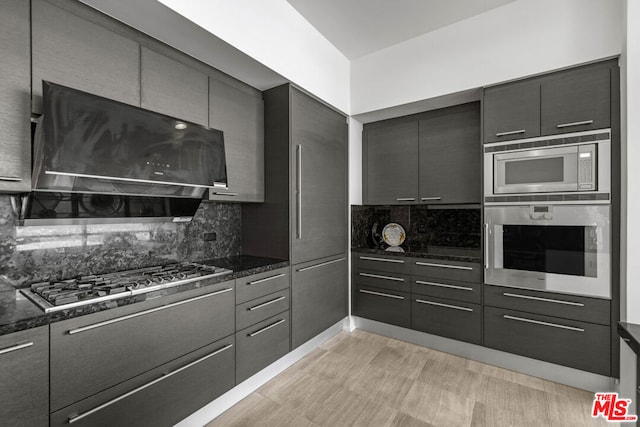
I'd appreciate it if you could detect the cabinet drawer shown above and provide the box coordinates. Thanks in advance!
[484,306,610,376]
[412,296,481,345]
[236,288,289,331]
[355,286,410,328]
[354,253,409,274]
[50,280,235,411]
[411,277,481,304]
[355,270,411,293]
[484,285,610,325]
[410,258,481,283]
[236,267,289,304]
[50,337,235,427]
[236,312,290,383]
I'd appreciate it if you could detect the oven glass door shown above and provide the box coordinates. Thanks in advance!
[494,146,578,194]
[485,205,610,299]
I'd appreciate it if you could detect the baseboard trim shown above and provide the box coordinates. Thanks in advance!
[353,316,616,393]
[175,318,347,427]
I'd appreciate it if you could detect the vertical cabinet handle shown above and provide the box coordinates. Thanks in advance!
[296,144,302,239]
[484,223,490,270]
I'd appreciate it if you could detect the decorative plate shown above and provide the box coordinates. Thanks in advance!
[381,222,406,247]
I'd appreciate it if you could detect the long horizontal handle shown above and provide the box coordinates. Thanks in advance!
[556,120,594,129]
[297,257,345,272]
[248,273,286,285]
[211,191,238,196]
[68,343,233,424]
[248,296,286,311]
[414,280,472,291]
[0,341,33,356]
[396,197,415,201]
[415,261,473,271]
[68,288,233,335]
[359,289,404,300]
[0,176,21,182]
[415,299,473,312]
[502,292,584,307]
[503,314,584,332]
[248,318,286,337]
[420,197,441,201]
[359,256,404,264]
[495,129,526,137]
[359,272,404,282]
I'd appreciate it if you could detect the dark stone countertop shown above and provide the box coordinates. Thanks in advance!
[352,246,482,263]
[618,322,640,357]
[0,255,288,337]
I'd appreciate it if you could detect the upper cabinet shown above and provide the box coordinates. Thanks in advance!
[483,60,616,143]
[483,80,540,143]
[419,102,481,205]
[0,0,31,192]
[364,120,419,205]
[209,77,265,203]
[140,47,209,127]
[31,0,140,113]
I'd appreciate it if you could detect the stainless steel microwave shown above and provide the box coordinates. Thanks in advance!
[484,129,611,204]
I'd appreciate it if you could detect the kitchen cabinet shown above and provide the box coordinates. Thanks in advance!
[418,102,481,204]
[50,337,235,427]
[0,0,31,192]
[357,286,411,328]
[31,0,140,113]
[412,297,481,344]
[483,80,540,143]
[0,326,49,427]
[50,280,234,411]
[209,77,265,202]
[292,255,347,348]
[363,119,419,204]
[140,47,209,127]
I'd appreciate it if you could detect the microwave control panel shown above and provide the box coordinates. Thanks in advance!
[578,144,596,191]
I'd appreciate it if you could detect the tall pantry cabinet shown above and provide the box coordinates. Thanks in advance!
[243,84,348,349]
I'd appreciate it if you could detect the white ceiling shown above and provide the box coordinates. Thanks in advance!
[286,0,518,59]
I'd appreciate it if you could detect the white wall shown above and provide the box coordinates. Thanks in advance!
[351,0,624,115]
[158,0,350,114]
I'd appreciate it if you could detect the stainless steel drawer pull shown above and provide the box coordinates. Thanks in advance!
[359,256,404,264]
[0,176,21,182]
[484,223,490,270]
[248,319,286,337]
[396,197,415,201]
[502,292,584,307]
[67,343,233,424]
[359,272,404,282]
[211,191,238,196]
[296,144,302,239]
[0,341,33,356]
[67,288,233,335]
[496,129,526,137]
[248,273,286,285]
[415,261,473,271]
[415,299,473,312]
[503,315,584,332]
[415,280,472,291]
[421,197,441,201]
[556,120,594,129]
[359,289,404,300]
[248,296,286,311]
[297,257,345,272]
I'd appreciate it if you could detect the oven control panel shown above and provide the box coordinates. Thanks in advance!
[530,205,553,220]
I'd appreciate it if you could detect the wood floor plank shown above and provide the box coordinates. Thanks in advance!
[471,402,541,427]
[476,375,552,423]
[367,345,430,380]
[346,365,415,408]
[400,380,475,426]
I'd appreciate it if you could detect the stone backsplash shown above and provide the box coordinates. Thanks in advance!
[0,195,241,288]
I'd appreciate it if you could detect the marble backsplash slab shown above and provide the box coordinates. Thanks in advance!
[0,196,241,288]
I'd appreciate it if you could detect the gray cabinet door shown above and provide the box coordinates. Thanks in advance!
[291,255,347,349]
[290,88,347,264]
[364,119,419,204]
[419,102,481,204]
[0,0,31,192]
[483,80,540,143]
[31,0,140,113]
[209,77,265,202]
[140,47,208,126]
[0,326,49,427]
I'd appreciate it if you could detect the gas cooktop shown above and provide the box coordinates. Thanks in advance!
[21,262,232,313]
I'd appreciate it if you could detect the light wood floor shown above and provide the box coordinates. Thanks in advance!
[207,330,616,427]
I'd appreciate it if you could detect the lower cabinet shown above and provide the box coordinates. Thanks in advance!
[292,255,347,349]
[412,296,481,345]
[355,286,411,328]
[0,325,49,427]
[50,337,235,427]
